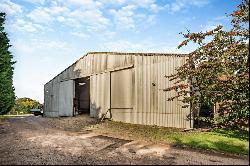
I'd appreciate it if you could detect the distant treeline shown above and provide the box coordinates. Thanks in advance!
[9,97,42,115]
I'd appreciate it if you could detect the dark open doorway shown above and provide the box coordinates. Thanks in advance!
[74,77,90,115]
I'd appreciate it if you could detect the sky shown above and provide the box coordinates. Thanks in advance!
[0,0,241,103]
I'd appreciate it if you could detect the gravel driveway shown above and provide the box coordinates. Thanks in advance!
[0,115,248,165]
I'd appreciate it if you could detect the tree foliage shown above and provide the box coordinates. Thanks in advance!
[0,13,15,115]
[165,0,249,128]
[10,97,42,114]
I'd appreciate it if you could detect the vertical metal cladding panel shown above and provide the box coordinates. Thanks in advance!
[110,68,134,123]
[106,53,134,71]
[90,72,110,118]
[58,80,74,116]
[135,55,143,124]
[44,78,59,117]
[144,57,149,125]
[90,75,96,118]
[135,54,191,128]
[44,83,50,116]
[133,56,138,124]
[148,56,152,125]
[54,78,60,117]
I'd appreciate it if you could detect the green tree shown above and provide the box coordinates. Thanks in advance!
[10,97,42,114]
[165,0,249,129]
[0,13,15,115]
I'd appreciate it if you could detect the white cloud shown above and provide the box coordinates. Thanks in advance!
[57,16,65,22]
[131,0,155,8]
[165,0,210,13]
[135,13,146,19]
[13,39,71,54]
[13,39,72,56]
[20,0,162,33]
[12,40,35,55]
[25,2,109,30]
[27,7,53,24]
[100,0,156,8]
[109,5,136,29]
[71,32,90,38]
[34,40,70,49]
[100,0,126,5]
[0,0,22,15]
[69,9,110,30]
[47,6,69,15]
[67,0,102,9]
[109,4,158,30]
[23,0,46,5]
[64,18,82,28]
[146,14,156,25]
[101,31,116,39]
[150,3,164,13]
[10,19,44,33]
[188,0,210,7]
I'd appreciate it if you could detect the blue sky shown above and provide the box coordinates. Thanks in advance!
[0,0,240,103]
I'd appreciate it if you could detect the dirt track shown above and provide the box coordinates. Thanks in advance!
[0,115,248,165]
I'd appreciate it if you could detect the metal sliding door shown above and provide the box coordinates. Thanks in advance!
[59,80,74,116]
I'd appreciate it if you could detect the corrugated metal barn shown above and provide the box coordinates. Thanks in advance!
[44,52,193,128]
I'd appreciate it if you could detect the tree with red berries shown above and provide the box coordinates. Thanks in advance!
[165,0,249,129]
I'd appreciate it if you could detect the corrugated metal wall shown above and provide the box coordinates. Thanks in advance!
[44,78,60,117]
[108,54,191,128]
[133,55,191,128]
[110,68,134,123]
[44,52,192,128]
[58,80,74,116]
[90,72,110,118]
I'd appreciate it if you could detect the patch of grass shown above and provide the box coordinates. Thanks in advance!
[0,114,32,121]
[0,115,10,119]
[93,121,249,155]
[169,131,249,155]
[211,128,249,141]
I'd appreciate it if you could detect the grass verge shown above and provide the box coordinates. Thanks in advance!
[89,121,249,155]
[0,114,33,121]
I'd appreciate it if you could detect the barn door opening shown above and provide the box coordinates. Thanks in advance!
[74,77,90,115]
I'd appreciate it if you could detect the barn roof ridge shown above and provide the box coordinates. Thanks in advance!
[45,51,189,85]
[87,51,188,56]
